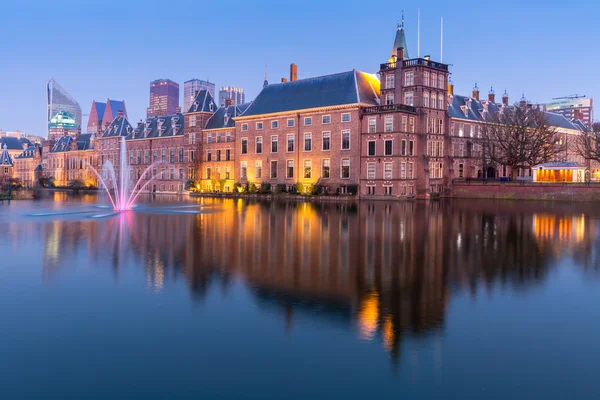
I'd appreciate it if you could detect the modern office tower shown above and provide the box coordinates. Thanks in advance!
[184,79,215,112]
[544,97,594,128]
[219,86,245,107]
[147,79,179,118]
[47,78,82,137]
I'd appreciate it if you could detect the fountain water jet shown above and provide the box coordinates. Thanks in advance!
[85,136,175,211]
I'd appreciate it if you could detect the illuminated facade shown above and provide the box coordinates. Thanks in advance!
[47,78,82,137]
[147,79,179,118]
[48,111,78,141]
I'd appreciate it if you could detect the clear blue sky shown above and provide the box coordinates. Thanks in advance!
[1,0,597,135]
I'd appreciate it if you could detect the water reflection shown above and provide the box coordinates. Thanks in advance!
[3,198,600,363]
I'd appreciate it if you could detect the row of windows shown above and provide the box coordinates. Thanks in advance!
[129,148,186,165]
[383,72,445,90]
[366,162,415,180]
[367,139,415,156]
[453,122,482,138]
[206,149,232,162]
[205,166,231,180]
[206,131,232,144]
[423,93,445,109]
[368,116,416,133]
[429,162,444,179]
[366,185,414,196]
[427,141,444,158]
[240,131,351,154]
[239,158,351,180]
[240,113,351,131]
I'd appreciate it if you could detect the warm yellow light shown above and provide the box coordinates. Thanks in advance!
[358,291,379,340]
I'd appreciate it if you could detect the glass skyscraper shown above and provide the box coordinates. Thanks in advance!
[46,78,82,138]
[219,86,245,107]
[147,79,179,118]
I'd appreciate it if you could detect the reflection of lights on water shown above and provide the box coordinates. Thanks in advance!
[533,214,587,243]
[456,233,462,249]
[382,315,395,351]
[358,291,379,340]
[146,253,164,292]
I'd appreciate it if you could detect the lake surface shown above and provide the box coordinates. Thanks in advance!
[1,194,600,399]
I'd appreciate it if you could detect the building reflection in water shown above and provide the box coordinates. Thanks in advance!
[4,198,600,363]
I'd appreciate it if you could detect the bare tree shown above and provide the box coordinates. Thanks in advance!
[573,121,600,166]
[478,105,563,180]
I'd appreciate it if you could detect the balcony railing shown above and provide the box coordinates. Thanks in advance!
[380,58,449,72]
[363,103,417,114]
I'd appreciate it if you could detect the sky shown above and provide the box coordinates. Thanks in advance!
[1,0,598,135]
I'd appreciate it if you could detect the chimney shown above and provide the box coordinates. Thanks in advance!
[396,47,404,60]
[281,78,288,83]
[472,83,480,101]
[502,90,509,106]
[225,98,235,107]
[117,110,123,119]
[290,63,298,82]
[488,87,495,103]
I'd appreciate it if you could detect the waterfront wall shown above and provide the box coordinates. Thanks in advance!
[451,182,600,202]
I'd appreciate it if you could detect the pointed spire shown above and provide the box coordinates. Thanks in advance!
[392,17,410,59]
[474,82,479,91]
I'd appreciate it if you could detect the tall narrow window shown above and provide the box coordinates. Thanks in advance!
[385,140,393,156]
[286,160,294,178]
[226,149,231,161]
[341,130,350,150]
[385,74,395,89]
[322,132,331,150]
[405,71,414,86]
[404,92,414,106]
[240,161,247,179]
[424,72,430,86]
[256,137,263,154]
[367,163,375,180]
[241,138,248,154]
[287,134,294,152]
[384,163,392,179]
[270,160,278,179]
[385,116,393,132]
[401,140,407,156]
[304,160,312,179]
[304,133,312,151]
[216,149,221,161]
[409,117,415,133]
[424,92,430,108]
[271,136,278,153]
[368,141,376,156]
[408,162,414,179]
[368,118,376,133]
[322,159,330,178]
[255,160,262,179]
[341,159,350,179]
[409,140,414,156]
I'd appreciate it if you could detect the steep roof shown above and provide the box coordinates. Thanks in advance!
[109,100,126,116]
[94,102,107,122]
[0,136,33,151]
[15,145,41,159]
[76,133,94,150]
[448,94,581,131]
[0,145,13,166]
[129,114,184,140]
[187,90,217,113]
[50,135,73,153]
[392,23,410,59]
[204,103,253,130]
[101,115,134,138]
[240,70,380,118]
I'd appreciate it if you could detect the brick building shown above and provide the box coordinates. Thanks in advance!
[0,144,13,186]
[13,145,42,188]
[184,89,219,182]
[87,99,128,134]
[234,68,379,194]
[199,101,251,192]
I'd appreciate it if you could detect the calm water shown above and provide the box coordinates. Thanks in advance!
[1,194,600,399]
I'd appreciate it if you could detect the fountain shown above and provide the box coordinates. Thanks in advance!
[86,136,170,211]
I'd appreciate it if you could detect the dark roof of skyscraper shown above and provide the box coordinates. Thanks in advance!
[204,103,252,130]
[240,70,380,117]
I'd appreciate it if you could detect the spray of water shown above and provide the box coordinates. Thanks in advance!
[85,136,176,211]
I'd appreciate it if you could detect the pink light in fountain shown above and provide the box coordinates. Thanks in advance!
[86,136,173,211]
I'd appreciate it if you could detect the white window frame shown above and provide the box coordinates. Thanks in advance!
[322,115,331,124]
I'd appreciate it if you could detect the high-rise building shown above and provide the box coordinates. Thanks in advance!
[544,97,594,128]
[47,78,82,138]
[219,86,245,107]
[184,79,215,112]
[147,79,179,118]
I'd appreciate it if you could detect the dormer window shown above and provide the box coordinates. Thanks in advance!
[193,101,199,112]
[209,102,214,112]
[460,105,468,117]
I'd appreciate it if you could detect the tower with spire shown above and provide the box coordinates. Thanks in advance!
[391,10,410,60]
